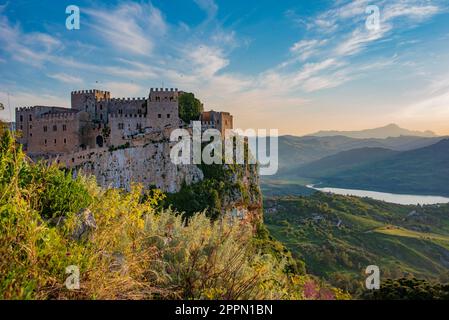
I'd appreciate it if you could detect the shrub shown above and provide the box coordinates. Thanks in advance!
[0,131,342,300]
[178,92,203,124]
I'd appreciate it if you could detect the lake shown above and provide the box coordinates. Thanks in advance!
[306,185,449,205]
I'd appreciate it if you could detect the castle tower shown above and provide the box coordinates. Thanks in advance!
[147,88,180,130]
[71,89,110,120]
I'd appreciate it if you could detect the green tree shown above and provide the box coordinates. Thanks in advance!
[178,92,203,124]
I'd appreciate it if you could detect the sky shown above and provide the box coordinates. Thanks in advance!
[1,0,449,135]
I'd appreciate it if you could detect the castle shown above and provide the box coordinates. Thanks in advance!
[13,88,259,220]
[16,88,233,159]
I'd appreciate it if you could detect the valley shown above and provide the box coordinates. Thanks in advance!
[261,125,449,296]
[263,192,449,295]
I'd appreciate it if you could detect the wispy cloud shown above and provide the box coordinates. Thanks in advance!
[1,0,448,133]
[47,73,83,84]
[84,1,167,56]
[279,0,445,100]
[194,0,218,21]
[290,39,328,61]
[0,14,62,67]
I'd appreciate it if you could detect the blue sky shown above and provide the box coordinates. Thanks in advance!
[1,0,449,135]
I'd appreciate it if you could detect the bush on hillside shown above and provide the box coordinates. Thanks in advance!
[178,92,203,124]
[0,130,344,300]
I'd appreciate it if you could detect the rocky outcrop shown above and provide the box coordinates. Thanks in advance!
[67,131,262,223]
[76,143,204,193]
[220,163,263,224]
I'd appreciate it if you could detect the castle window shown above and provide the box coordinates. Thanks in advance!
[167,114,170,119]
[43,126,47,132]
[20,115,23,122]
[53,125,57,131]
[158,114,162,118]
[100,114,103,120]
[20,125,23,130]
[29,115,32,121]
[54,139,57,144]
[100,105,103,110]
[118,123,124,130]
[63,125,67,131]
[44,139,47,145]
[64,138,67,144]
[29,125,32,129]
[30,133,32,137]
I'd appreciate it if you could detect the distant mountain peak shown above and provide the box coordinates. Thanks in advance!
[310,124,437,139]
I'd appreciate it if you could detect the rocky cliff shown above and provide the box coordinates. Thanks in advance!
[67,132,262,222]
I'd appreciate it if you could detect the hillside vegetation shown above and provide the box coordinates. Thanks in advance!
[264,193,449,295]
[303,139,449,196]
[295,147,399,178]
[0,130,348,300]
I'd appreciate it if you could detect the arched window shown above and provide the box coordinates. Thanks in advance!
[96,135,104,148]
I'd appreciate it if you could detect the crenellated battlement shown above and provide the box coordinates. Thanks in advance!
[71,89,111,95]
[150,88,178,92]
[149,88,179,103]
[98,97,147,102]
[17,106,35,112]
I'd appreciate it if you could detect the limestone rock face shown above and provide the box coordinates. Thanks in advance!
[222,163,263,224]
[67,132,262,224]
[76,142,204,193]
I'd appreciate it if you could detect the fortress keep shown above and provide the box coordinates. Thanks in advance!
[16,88,233,159]
[13,88,259,222]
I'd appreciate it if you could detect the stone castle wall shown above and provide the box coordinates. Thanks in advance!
[50,130,203,193]
[147,88,181,130]
[108,113,148,147]
[101,97,147,117]
[27,111,80,154]
[71,90,110,121]
[200,110,234,135]
[16,106,75,152]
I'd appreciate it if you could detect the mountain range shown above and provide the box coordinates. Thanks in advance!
[304,139,449,197]
[262,124,449,197]
[310,124,437,139]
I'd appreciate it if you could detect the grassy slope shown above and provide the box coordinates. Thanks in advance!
[264,192,449,293]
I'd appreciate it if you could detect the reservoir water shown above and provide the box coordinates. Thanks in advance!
[306,185,449,205]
